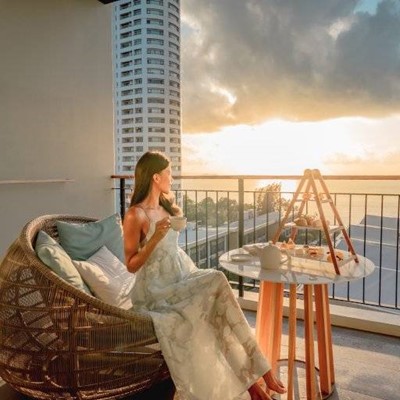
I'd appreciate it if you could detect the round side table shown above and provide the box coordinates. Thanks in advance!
[219,247,375,400]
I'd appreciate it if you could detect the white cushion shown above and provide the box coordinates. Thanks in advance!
[73,246,135,309]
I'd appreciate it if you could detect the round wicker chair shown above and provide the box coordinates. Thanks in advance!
[0,215,170,400]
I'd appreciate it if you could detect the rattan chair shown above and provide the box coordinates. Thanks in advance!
[0,215,171,400]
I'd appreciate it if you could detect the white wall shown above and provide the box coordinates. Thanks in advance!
[0,0,116,257]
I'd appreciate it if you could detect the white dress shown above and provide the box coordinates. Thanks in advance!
[131,220,270,400]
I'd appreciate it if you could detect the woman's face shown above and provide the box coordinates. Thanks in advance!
[154,165,172,194]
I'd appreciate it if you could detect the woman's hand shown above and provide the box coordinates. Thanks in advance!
[153,216,171,241]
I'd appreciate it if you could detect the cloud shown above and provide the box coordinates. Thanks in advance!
[181,0,400,133]
[324,150,400,175]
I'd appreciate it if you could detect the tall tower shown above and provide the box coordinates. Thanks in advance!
[112,0,182,206]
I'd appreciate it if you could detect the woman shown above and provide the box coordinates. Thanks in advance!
[123,151,286,400]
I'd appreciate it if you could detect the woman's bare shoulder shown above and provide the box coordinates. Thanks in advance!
[123,205,147,226]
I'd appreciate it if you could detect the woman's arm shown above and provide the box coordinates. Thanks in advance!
[123,208,170,273]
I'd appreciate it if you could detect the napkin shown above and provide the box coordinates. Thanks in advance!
[242,244,265,257]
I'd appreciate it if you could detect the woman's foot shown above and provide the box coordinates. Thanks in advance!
[248,382,272,400]
[263,370,287,394]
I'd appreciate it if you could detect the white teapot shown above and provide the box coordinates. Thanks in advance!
[258,242,289,270]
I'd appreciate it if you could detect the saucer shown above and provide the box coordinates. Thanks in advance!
[230,253,255,262]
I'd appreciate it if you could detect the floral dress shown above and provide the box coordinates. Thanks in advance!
[131,220,270,400]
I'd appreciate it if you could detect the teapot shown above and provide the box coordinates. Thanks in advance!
[257,242,289,270]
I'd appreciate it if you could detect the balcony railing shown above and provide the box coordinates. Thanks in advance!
[112,174,400,311]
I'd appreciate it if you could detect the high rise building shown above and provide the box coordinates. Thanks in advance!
[112,0,182,205]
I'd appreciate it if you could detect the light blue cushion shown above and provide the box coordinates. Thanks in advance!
[35,230,92,295]
[56,214,124,262]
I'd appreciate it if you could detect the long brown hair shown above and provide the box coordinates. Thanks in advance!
[129,151,180,216]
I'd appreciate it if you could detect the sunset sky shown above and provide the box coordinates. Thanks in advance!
[179,0,400,176]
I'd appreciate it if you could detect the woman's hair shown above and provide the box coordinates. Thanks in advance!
[129,151,180,216]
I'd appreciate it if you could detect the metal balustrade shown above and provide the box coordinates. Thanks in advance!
[112,174,400,311]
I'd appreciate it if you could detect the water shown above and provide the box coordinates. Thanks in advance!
[181,178,400,225]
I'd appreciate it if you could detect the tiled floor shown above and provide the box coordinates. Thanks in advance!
[244,311,400,400]
[1,311,399,399]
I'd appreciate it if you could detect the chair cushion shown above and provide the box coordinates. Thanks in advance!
[57,214,124,262]
[72,245,135,309]
[35,230,92,295]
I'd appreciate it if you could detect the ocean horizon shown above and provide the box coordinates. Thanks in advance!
[180,179,400,225]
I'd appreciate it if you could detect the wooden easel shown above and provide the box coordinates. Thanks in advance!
[272,169,358,275]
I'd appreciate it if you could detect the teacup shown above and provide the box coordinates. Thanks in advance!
[170,216,187,231]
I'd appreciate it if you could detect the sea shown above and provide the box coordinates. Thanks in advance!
[180,178,400,225]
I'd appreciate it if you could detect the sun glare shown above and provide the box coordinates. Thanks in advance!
[183,119,354,175]
[182,116,400,178]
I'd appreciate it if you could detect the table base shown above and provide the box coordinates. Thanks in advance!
[256,282,335,400]
[276,358,336,400]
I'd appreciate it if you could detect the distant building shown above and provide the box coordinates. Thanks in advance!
[112,0,182,207]
[179,211,280,269]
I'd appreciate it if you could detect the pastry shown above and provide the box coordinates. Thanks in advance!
[327,250,344,263]
[305,214,316,225]
[306,246,324,258]
[295,247,304,256]
[295,217,308,226]
[287,238,296,249]
[312,219,323,228]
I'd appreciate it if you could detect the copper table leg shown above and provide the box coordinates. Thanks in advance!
[256,282,336,400]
